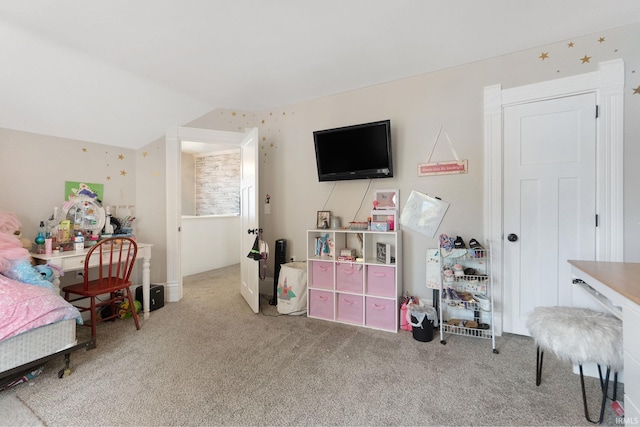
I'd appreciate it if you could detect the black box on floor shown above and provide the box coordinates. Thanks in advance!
[135,284,165,311]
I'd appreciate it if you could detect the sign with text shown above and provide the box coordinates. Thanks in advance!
[418,160,468,176]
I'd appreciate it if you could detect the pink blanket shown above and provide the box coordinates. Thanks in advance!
[0,275,82,342]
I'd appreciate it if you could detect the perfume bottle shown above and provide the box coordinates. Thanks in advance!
[35,221,46,245]
[35,221,46,254]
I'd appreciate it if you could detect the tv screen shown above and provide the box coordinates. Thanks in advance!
[313,120,393,182]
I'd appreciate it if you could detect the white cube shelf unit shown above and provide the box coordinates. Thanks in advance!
[306,229,402,332]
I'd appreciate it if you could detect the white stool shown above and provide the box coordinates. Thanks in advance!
[526,306,623,424]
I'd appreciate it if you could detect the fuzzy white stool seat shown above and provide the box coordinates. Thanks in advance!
[526,306,623,424]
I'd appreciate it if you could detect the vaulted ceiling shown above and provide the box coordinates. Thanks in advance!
[2,0,640,149]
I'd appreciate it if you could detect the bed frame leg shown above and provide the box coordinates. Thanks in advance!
[58,353,72,378]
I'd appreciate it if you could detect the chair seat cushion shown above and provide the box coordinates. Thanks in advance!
[526,306,623,371]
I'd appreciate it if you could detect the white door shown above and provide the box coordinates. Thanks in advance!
[240,128,260,313]
[503,93,597,335]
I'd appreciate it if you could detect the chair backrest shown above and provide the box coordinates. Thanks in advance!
[82,237,138,292]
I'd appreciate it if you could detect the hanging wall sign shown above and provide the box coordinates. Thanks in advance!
[418,160,468,176]
[418,125,468,176]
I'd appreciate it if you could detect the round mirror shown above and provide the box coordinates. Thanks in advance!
[61,196,106,234]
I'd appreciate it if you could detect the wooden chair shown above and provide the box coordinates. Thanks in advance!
[62,237,140,344]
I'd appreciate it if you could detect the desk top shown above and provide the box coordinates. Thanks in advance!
[568,260,640,306]
[31,242,152,262]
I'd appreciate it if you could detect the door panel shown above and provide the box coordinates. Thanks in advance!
[503,93,596,335]
[240,128,259,313]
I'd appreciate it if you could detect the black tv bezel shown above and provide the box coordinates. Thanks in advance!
[313,119,393,182]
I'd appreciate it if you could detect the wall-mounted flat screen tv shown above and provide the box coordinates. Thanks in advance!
[313,120,393,182]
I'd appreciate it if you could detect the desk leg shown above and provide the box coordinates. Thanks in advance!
[142,256,151,319]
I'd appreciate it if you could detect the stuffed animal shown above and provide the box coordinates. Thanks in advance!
[34,264,64,283]
[0,209,55,289]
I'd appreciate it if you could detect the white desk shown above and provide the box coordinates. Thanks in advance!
[569,260,640,422]
[32,243,153,319]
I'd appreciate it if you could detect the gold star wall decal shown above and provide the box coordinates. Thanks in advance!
[580,55,591,64]
[118,154,125,160]
[120,170,127,176]
[142,151,148,157]
[568,42,574,48]
[82,147,87,152]
[539,52,549,60]
[107,176,111,180]
[598,37,605,43]
[633,85,640,95]
[261,119,265,124]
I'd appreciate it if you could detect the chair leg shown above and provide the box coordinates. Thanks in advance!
[579,364,611,424]
[536,346,544,386]
[126,287,140,330]
[90,296,97,340]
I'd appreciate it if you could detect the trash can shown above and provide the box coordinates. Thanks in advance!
[409,305,438,342]
[276,262,307,315]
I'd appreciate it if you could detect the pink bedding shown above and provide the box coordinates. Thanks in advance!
[0,274,82,342]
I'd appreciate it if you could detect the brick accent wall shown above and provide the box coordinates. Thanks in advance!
[195,151,240,215]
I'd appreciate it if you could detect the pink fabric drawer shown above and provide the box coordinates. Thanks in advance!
[308,290,334,320]
[309,261,334,290]
[335,263,363,293]
[366,265,395,297]
[336,294,363,325]
[365,296,396,331]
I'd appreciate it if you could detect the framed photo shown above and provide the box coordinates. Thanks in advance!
[374,189,398,210]
[376,242,392,264]
[317,211,331,229]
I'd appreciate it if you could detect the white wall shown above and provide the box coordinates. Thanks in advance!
[186,22,640,304]
[180,216,240,276]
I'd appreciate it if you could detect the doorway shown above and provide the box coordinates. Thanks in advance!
[483,59,624,335]
[165,127,259,305]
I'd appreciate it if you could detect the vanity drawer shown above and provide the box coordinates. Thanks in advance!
[309,261,334,290]
[624,306,640,360]
[366,265,395,297]
[61,251,129,272]
[308,290,334,320]
[336,293,363,325]
[335,263,363,293]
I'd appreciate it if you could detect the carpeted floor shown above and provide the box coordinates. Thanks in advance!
[0,264,624,426]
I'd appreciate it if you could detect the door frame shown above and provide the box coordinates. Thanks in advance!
[483,59,624,335]
[165,126,253,303]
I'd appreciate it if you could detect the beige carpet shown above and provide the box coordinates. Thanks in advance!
[0,264,623,426]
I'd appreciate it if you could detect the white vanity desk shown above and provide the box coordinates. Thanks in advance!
[32,243,153,319]
[569,260,640,421]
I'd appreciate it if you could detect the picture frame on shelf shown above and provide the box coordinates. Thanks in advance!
[376,242,392,264]
[373,189,398,210]
[316,211,331,229]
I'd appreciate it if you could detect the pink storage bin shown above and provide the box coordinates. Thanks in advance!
[365,296,396,331]
[335,262,363,293]
[366,265,395,297]
[336,293,364,325]
[308,290,334,320]
[309,261,334,290]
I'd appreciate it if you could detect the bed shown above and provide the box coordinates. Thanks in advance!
[0,273,87,384]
